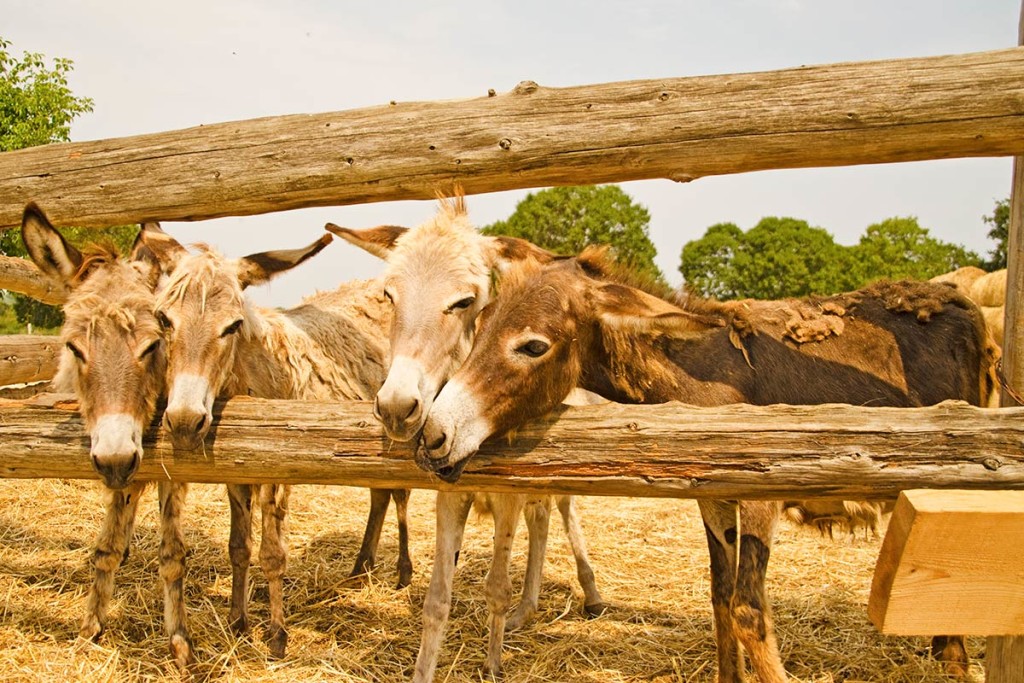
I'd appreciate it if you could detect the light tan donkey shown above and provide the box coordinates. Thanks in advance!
[20,203,195,670]
[141,227,410,658]
[330,196,605,682]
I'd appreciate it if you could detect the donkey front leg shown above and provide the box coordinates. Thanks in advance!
[158,481,194,670]
[505,497,549,632]
[483,494,525,679]
[393,488,414,589]
[699,500,744,683]
[414,491,474,683]
[226,483,254,635]
[348,487,391,584]
[80,481,147,641]
[556,495,605,618]
[259,483,290,658]
[733,501,787,683]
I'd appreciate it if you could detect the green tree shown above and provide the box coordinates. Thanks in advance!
[679,215,979,300]
[982,198,1009,271]
[849,217,980,283]
[0,37,134,332]
[0,37,93,151]
[680,217,856,299]
[482,185,664,283]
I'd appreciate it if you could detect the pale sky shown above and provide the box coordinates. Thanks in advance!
[4,0,1019,306]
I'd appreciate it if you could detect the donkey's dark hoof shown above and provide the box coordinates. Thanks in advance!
[584,602,608,618]
[267,627,288,659]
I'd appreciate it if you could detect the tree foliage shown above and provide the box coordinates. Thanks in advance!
[482,185,664,283]
[680,215,980,300]
[0,37,134,332]
[0,37,93,152]
[982,198,1009,271]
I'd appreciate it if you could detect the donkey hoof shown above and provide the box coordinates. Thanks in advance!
[504,605,533,632]
[396,564,413,590]
[584,602,607,618]
[267,627,288,659]
[79,617,103,642]
[229,613,249,636]
[482,663,505,681]
[169,632,196,670]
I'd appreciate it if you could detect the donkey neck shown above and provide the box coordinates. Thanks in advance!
[226,286,389,402]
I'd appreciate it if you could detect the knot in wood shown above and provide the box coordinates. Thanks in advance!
[982,457,1002,471]
[626,422,640,432]
[669,172,696,183]
[498,138,513,150]
[513,80,540,95]
[487,88,496,97]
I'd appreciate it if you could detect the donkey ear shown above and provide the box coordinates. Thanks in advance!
[236,233,333,289]
[137,222,189,274]
[484,235,562,273]
[594,281,723,338]
[326,223,406,260]
[21,202,83,284]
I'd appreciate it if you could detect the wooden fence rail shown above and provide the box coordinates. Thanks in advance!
[0,336,60,386]
[2,395,1022,498]
[1,47,1023,228]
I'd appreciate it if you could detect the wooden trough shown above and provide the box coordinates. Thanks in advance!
[1,36,1024,681]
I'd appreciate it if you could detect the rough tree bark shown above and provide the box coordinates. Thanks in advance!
[1,48,1023,228]
[1,395,1022,499]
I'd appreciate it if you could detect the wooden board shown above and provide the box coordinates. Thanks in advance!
[869,489,1024,636]
[0,335,61,387]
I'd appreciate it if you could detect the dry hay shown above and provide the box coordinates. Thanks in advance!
[0,479,986,682]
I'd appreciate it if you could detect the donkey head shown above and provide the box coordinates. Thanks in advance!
[142,228,332,450]
[420,257,703,481]
[22,203,164,489]
[329,196,559,443]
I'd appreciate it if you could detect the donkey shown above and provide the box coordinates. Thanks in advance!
[20,204,195,669]
[330,197,605,682]
[418,250,996,682]
[139,227,410,658]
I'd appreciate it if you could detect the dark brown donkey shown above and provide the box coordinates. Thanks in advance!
[418,250,996,682]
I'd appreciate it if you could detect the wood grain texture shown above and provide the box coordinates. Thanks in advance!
[0,255,67,305]
[869,490,1024,636]
[1,48,1023,228]
[0,336,61,386]
[1,395,1022,498]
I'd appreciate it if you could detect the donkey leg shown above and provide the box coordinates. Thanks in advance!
[732,501,787,683]
[259,483,290,659]
[413,491,473,683]
[506,497,549,632]
[698,500,744,683]
[556,495,605,618]
[483,494,524,679]
[80,481,147,640]
[348,488,390,584]
[226,483,254,635]
[158,481,194,670]
[931,635,970,678]
[393,488,414,589]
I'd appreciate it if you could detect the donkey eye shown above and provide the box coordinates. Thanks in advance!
[516,339,550,358]
[156,310,173,331]
[66,342,86,362]
[140,339,161,360]
[447,296,476,313]
[221,319,243,337]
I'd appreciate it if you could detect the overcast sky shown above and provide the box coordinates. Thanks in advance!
[5,0,1020,306]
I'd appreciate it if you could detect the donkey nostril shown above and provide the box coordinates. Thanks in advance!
[424,431,446,452]
[195,414,207,434]
[404,398,419,421]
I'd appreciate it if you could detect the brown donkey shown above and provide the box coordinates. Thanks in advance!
[330,198,605,682]
[419,252,996,682]
[21,204,195,669]
[140,227,410,658]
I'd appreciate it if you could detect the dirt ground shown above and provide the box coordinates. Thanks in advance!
[0,479,984,682]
